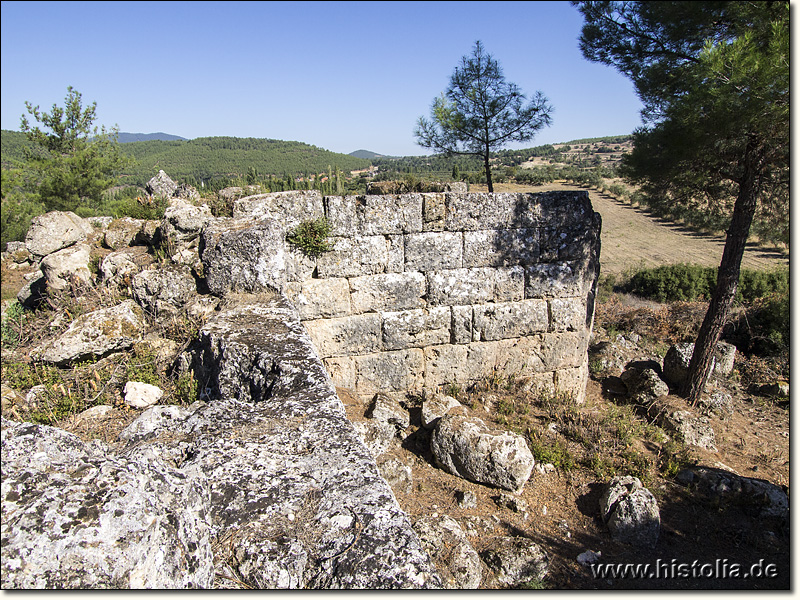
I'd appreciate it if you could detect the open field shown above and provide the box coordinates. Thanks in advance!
[471,182,789,276]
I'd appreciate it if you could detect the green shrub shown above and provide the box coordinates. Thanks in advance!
[287,218,332,257]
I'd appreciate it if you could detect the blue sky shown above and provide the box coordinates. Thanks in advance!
[1,1,645,156]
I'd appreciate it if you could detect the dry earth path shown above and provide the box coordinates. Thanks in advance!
[472,182,788,276]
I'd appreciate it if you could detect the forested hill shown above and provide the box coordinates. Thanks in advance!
[117,132,187,143]
[0,131,371,187]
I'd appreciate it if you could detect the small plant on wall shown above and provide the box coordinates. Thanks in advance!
[287,218,333,258]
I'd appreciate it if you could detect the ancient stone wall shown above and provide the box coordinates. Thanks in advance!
[229,190,601,403]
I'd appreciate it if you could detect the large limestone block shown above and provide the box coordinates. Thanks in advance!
[286,278,351,319]
[431,414,535,492]
[233,190,324,231]
[25,211,94,258]
[201,216,286,295]
[537,190,594,228]
[445,193,538,231]
[103,217,147,250]
[549,297,587,331]
[361,194,423,235]
[531,331,590,371]
[0,419,214,589]
[382,307,451,350]
[303,314,382,358]
[33,300,145,365]
[472,299,548,341]
[146,169,178,198]
[524,262,585,298]
[132,265,197,315]
[427,267,524,306]
[316,236,389,278]
[423,344,469,389]
[481,536,549,588]
[162,198,214,243]
[462,228,539,268]
[349,272,426,314]
[414,515,482,589]
[353,349,425,394]
[599,476,660,549]
[40,243,92,291]
[404,231,463,271]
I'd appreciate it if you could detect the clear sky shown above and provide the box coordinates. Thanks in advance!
[0,0,645,157]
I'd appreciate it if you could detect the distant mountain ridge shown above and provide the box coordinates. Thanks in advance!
[349,149,387,159]
[117,132,187,143]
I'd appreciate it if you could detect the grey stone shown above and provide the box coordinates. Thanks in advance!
[349,272,426,314]
[40,243,93,291]
[366,392,410,431]
[414,515,482,589]
[25,211,93,258]
[200,216,286,295]
[33,300,145,365]
[146,170,178,198]
[456,490,477,509]
[100,251,140,286]
[431,414,534,492]
[472,299,549,341]
[286,278,350,320]
[132,265,197,315]
[315,235,389,278]
[352,419,397,459]
[680,466,788,519]
[494,493,529,514]
[162,198,214,243]
[233,190,324,231]
[103,217,147,250]
[421,394,463,430]
[123,381,164,409]
[599,476,660,549]
[382,307,451,351]
[620,367,669,405]
[303,314,382,358]
[404,231,462,271]
[698,390,734,420]
[481,536,549,588]
[377,455,413,495]
[427,267,524,306]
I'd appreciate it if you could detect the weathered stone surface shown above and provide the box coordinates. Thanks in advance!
[100,251,140,286]
[132,265,197,315]
[444,193,519,231]
[431,414,534,492]
[427,267,524,306]
[286,278,351,319]
[421,394,463,429]
[664,410,717,451]
[1,418,214,589]
[713,341,737,377]
[462,228,539,268]
[201,216,286,295]
[480,536,549,588]
[366,393,410,431]
[315,236,389,278]
[353,349,425,395]
[123,381,164,409]
[25,211,94,258]
[33,300,145,365]
[414,515,482,589]
[303,314,381,358]
[525,262,584,298]
[361,194,423,235]
[162,199,214,243]
[103,217,147,250]
[40,243,92,291]
[599,476,660,549]
[663,342,733,388]
[404,231,462,271]
[677,466,788,519]
[382,307,450,350]
[233,190,324,231]
[377,455,413,495]
[698,390,734,420]
[349,272,426,314]
[146,169,178,198]
[549,297,586,332]
[472,299,548,341]
[352,419,397,459]
[621,366,669,405]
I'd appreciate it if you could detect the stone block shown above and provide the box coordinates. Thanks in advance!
[354,349,425,394]
[525,262,584,298]
[466,339,547,382]
[324,195,359,236]
[303,314,381,358]
[554,365,589,403]
[387,235,405,273]
[549,297,586,331]
[472,300,548,342]
[539,225,595,262]
[427,267,524,306]
[382,307,451,350]
[533,331,590,371]
[404,232,463,271]
[422,193,446,232]
[445,193,535,231]
[316,236,389,278]
[349,272,426,314]
[537,190,593,229]
[361,194,423,235]
[323,356,356,389]
[451,305,473,345]
[424,345,469,390]
[233,190,324,231]
[462,229,539,268]
[286,278,351,319]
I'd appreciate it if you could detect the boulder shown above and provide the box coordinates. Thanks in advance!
[366,393,410,432]
[161,199,214,243]
[25,211,93,258]
[620,365,669,405]
[350,419,397,459]
[480,536,549,588]
[40,243,93,291]
[132,265,197,315]
[16,273,47,308]
[0,418,214,589]
[100,251,140,287]
[645,397,717,451]
[421,394,463,429]
[663,342,732,388]
[200,216,287,296]
[123,381,164,409]
[599,476,660,548]
[376,455,413,495]
[146,170,178,199]
[413,515,482,589]
[103,217,147,250]
[33,300,145,365]
[431,414,534,492]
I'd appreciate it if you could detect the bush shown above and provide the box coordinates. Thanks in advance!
[287,218,332,257]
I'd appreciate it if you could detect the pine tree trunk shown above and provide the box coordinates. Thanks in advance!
[682,152,760,403]
[484,150,493,193]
